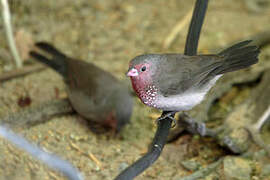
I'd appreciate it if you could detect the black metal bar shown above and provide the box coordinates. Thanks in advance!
[185,0,209,56]
[115,111,172,180]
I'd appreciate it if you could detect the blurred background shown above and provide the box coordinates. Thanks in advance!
[0,0,270,179]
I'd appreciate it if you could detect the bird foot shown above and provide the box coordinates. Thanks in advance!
[156,112,176,128]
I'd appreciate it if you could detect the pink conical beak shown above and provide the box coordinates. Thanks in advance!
[126,68,139,77]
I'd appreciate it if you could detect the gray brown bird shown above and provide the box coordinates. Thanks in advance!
[127,40,259,112]
[30,42,133,132]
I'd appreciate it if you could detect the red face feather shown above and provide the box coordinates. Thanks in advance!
[127,62,158,107]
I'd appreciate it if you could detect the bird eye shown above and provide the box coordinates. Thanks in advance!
[141,66,146,72]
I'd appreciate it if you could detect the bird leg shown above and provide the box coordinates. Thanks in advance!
[156,111,177,128]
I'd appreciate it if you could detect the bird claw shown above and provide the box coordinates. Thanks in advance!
[156,112,176,128]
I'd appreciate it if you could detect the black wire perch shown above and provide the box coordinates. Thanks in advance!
[114,0,209,179]
[185,0,209,56]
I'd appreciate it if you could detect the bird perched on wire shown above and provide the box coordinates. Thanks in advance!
[30,42,133,132]
[126,40,259,120]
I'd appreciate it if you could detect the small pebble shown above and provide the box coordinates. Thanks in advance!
[261,164,270,176]
[223,156,252,180]
[119,162,129,172]
[181,160,201,171]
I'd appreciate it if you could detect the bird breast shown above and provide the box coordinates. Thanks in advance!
[131,81,158,108]
[140,85,159,107]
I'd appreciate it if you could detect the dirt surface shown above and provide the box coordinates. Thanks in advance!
[0,0,270,180]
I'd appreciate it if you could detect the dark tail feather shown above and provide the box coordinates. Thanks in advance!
[35,42,67,59]
[29,42,68,77]
[218,40,252,55]
[215,40,260,74]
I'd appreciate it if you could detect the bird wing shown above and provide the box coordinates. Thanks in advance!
[66,59,120,114]
[155,54,223,96]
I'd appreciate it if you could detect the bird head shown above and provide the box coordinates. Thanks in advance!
[126,54,159,89]
[126,61,151,78]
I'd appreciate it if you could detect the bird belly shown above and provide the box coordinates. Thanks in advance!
[155,91,207,111]
[67,89,98,120]
[155,75,222,111]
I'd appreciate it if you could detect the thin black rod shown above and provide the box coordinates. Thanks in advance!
[185,0,209,56]
[114,0,209,179]
[115,111,172,180]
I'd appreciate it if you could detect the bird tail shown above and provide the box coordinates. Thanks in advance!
[29,42,68,77]
[215,40,260,74]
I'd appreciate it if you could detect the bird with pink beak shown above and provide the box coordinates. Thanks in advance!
[127,40,260,120]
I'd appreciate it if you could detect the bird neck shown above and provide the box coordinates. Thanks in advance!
[131,76,156,101]
[130,76,146,93]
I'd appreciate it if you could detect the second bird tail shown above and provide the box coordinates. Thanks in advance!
[29,42,68,77]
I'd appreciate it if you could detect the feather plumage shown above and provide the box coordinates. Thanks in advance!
[128,40,259,111]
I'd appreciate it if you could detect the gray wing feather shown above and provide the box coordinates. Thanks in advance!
[154,54,223,96]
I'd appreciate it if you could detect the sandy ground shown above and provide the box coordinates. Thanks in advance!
[0,0,270,179]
